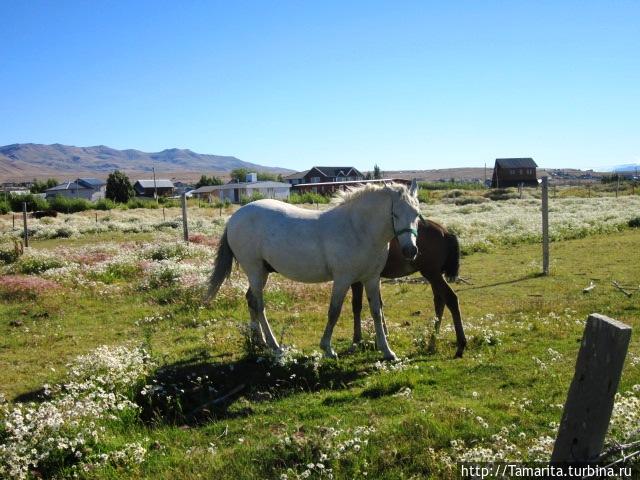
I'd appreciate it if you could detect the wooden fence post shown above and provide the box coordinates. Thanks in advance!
[22,202,29,248]
[181,193,189,243]
[541,176,549,275]
[551,314,631,463]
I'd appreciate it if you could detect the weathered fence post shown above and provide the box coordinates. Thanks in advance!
[181,193,189,243]
[13,214,15,229]
[551,314,631,463]
[22,202,29,247]
[162,206,165,221]
[541,176,549,275]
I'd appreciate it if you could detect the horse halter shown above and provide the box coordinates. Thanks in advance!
[391,199,421,238]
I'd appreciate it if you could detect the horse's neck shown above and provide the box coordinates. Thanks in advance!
[343,190,393,245]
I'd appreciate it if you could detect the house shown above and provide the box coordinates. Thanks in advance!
[282,170,309,186]
[173,181,195,196]
[292,178,411,195]
[45,178,106,201]
[491,158,538,188]
[284,166,364,186]
[133,179,175,198]
[190,174,290,203]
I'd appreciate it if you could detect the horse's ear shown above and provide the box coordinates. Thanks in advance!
[409,179,418,197]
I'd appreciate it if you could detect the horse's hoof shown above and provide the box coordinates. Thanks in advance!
[323,349,338,360]
[383,351,397,361]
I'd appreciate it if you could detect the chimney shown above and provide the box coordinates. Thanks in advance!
[246,172,258,183]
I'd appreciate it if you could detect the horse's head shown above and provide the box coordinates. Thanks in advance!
[389,180,420,260]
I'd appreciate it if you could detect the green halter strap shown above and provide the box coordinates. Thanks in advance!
[392,209,425,238]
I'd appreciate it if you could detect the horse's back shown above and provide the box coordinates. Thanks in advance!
[226,199,333,282]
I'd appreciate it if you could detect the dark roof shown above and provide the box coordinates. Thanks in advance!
[293,178,409,187]
[46,181,88,192]
[308,166,363,177]
[495,158,537,169]
[77,178,106,188]
[134,179,175,189]
[282,170,310,180]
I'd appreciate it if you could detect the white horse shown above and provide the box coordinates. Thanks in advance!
[206,181,421,360]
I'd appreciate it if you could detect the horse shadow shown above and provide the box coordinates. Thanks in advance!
[136,348,365,425]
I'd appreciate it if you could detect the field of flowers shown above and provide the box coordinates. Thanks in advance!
[1,193,639,479]
[2,194,639,253]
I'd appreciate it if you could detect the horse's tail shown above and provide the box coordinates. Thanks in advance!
[443,232,460,282]
[205,227,235,302]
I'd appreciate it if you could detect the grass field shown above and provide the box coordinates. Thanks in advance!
[1,198,640,478]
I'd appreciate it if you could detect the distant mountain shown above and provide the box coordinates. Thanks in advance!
[600,163,640,172]
[610,163,640,173]
[0,143,293,179]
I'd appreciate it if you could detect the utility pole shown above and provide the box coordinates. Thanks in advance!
[152,167,158,204]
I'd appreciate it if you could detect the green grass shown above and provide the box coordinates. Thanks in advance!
[1,229,639,478]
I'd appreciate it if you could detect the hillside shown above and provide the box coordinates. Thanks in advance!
[0,143,293,180]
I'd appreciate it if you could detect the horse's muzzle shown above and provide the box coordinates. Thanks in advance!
[402,244,418,260]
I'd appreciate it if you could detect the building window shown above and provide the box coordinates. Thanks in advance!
[311,177,321,183]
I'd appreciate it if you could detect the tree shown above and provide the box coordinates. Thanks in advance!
[373,164,382,180]
[195,175,223,188]
[257,172,277,181]
[106,170,134,203]
[30,178,59,193]
[230,168,278,182]
[230,168,249,182]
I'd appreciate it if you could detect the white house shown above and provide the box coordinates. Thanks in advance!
[191,180,291,203]
[45,178,106,201]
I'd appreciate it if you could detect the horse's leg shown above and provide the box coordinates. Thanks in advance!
[320,281,350,359]
[431,274,466,358]
[380,292,388,336]
[364,278,396,361]
[432,286,445,335]
[351,282,363,344]
[245,287,266,347]
[246,268,280,351]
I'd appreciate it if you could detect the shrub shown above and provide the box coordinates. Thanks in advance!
[15,254,65,274]
[0,244,21,264]
[8,193,49,212]
[0,199,9,214]
[240,192,266,205]
[157,197,179,207]
[287,192,330,204]
[0,274,59,300]
[484,188,519,201]
[417,189,432,204]
[419,181,481,191]
[126,198,159,209]
[48,196,92,213]
[94,198,116,210]
[146,244,189,261]
[453,196,489,205]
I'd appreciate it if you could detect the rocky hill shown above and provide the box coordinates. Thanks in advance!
[0,143,293,180]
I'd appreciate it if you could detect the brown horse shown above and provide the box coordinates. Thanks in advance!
[351,219,467,358]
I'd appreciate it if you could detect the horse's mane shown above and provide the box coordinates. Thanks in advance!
[334,182,416,206]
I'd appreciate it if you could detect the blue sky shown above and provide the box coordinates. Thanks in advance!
[1,1,638,171]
